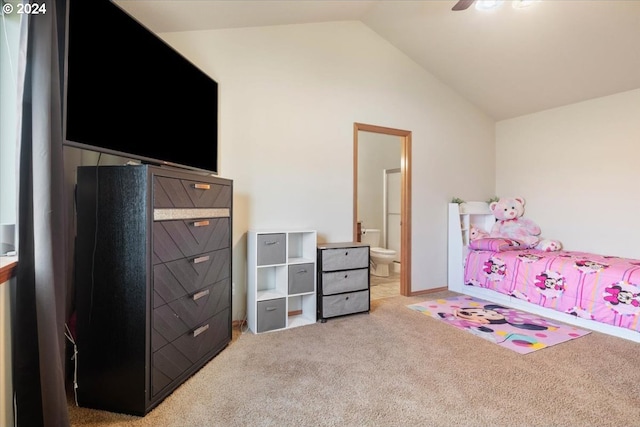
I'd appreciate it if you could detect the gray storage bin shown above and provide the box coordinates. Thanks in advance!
[257,298,286,332]
[321,246,369,271]
[288,263,314,294]
[320,290,369,319]
[321,268,368,295]
[257,233,286,266]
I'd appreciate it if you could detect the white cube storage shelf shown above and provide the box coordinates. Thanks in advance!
[248,230,317,333]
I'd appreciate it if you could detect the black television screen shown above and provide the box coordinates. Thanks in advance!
[64,0,218,174]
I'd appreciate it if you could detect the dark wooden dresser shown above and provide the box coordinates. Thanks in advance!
[74,164,232,416]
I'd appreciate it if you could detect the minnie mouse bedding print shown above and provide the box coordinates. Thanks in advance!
[464,249,640,333]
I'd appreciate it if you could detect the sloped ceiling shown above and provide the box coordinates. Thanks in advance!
[114,0,640,121]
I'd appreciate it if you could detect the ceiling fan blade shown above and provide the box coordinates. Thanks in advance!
[452,0,476,10]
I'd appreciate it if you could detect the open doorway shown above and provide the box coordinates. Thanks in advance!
[353,123,411,296]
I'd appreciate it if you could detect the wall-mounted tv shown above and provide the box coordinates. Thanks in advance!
[64,0,219,174]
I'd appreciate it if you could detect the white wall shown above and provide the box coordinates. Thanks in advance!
[160,21,495,319]
[496,88,640,259]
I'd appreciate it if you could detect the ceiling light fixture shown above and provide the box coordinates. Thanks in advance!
[453,0,539,11]
[475,0,501,11]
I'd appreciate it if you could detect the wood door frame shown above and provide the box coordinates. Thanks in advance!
[353,122,411,296]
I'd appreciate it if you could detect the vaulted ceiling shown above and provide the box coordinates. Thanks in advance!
[114,0,640,120]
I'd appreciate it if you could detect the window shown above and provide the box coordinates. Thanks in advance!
[0,5,19,255]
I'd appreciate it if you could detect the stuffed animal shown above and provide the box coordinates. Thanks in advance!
[535,239,563,252]
[469,225,489,241]
[489,197,541,247]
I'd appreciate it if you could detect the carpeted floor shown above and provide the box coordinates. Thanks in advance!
[68,290,640,427]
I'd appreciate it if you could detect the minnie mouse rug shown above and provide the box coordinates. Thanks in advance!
[407,295,590,354]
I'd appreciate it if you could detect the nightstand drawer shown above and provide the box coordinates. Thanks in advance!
[288,263,314,294]
[321,246,369,271]
[257,233,286,266]
[320,290,369,318]
[320,268,368,295]
[257,298,286,332]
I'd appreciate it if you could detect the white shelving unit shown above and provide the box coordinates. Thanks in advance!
[247,230,317,333]
[447,202,495,293]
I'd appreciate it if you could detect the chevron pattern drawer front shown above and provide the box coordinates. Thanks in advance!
[153,249,230,308]
[152,217,230,264]
[149,169,232,410]
[154,176,231,208]
[151,307,230,397]
[74,165,232,416]
[152,277,230,350]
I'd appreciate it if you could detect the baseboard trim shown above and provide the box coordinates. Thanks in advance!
[409,286,447,297]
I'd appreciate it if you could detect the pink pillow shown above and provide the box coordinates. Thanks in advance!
[469,237,527,252]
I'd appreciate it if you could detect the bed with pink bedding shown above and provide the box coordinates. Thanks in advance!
[463,240,640,334]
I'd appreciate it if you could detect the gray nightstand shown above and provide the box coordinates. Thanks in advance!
[317,242,370,322]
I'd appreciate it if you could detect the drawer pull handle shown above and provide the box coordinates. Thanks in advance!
[193,220,210,227]
[297,269,307,274]
[193,255,210,264]
[344,274,348,279]
[264,240,279,246]
[345,296,349,300]
[193,183,211,190]
[193,324,209,338]
[345,251,349,256]
[266,306,278,312]
[193,289,210,301]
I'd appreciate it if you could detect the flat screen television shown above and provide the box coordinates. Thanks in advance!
[64,0,219,174]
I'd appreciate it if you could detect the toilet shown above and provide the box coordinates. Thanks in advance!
[360,228,397,277]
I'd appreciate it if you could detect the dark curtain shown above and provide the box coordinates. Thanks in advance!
[11,0,71,425]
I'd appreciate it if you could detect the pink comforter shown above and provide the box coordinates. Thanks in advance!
[464,249,640,332]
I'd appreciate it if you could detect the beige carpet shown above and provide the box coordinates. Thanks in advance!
[68,290,640,426]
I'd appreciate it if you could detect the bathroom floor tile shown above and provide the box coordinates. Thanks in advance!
[370,271,400,300]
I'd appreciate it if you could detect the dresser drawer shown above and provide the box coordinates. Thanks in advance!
[256,233,286,266]
[153,218,230,263]
[257,298,286,333]
[288,263,315,294]
[154,176,231,208]
[152,278,230,351]
[321,246,369,271]
[320,268,368,295]
[320,290,369,318]
[153,249,230,307]
[152,307,230,397]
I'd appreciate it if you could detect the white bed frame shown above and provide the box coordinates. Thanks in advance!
[447,202,640,343]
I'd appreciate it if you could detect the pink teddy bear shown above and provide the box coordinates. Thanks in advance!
[489,197,541,248]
